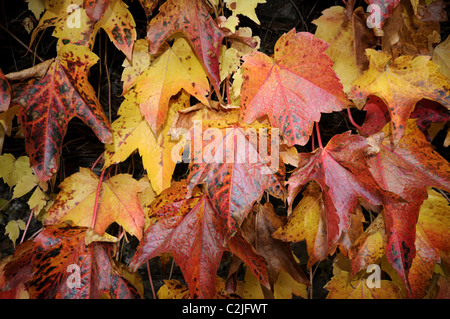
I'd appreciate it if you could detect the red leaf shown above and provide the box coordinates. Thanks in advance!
[287,132,385,248]
[0,225,142,299]
[186,123,285,237]
[367,120,450,291]
[239,30,351,146]
[146,0,225,94]
[12,56,111,182]
[129,181,228,299]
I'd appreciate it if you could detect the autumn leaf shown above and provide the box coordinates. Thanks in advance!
[325,270,404,299]
[408,189,450,298]
[287,132,385,249]
[349,213,386,277]
[104,90,189,194]
[313,6,377,93]
[5,220,26,248]
[31,0,136,60]
[366,120,450,289]
[0,154,33,189]
[239,203,309,294]
[186,122,285,237]
[12,49,112,182]
[0,225,143,298]
[44,168,145,240]
[224,0,266,25]
[349,49,450,144]
[273,182,328,268]
[146,0,225,95]
[433,35,450,79]
[239,29,351,147]
[129,180,228,299]
[134,37,209,135]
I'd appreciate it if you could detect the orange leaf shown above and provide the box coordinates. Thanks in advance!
[45,168,145,240]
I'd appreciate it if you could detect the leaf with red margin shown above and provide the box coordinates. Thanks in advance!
[129,180,228,299]
[287,132,386,249]
[0,68,11,112]
[186,122,285,237]
[239,30,351,147]
[0,225,142,299]
[12,50,112,183]
[146,0,225,95]
[366,120,450,292]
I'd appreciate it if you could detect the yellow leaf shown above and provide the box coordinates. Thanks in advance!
[31,0,136,60]
[5,219,26,248]
[219,46,241,83]
[121,39,152,94]
[28,186,48,214]
[348,213,386,277]
[350,49,450,144]
[26,0,45,19]
[272,183,327,268]
[433,35,450,79]
[84,227,118,246]
[313,6,376,93]
[104,91,189,194]
[0,154,33,188]
[224,0,266,25]
[13,174,39,199]
[135,37,209,135]
[325,270,404,299]
[242,266,307,299]
[44,168,145,239]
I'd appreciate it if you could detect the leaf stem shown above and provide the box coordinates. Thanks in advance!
[90,169,106,229]
[20,209,34,244]
[315,122,323,149]
[347,108,362,131]
[146,260,156,299]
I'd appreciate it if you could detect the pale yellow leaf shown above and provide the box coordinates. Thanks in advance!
[5,219,26,248]
[224,0,266,24]
[433,35,450,79]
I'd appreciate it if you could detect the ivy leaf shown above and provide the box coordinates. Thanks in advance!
[287,132,385,249]
[104,90,190,194]
[312,5,377,93]
[272,182,328,269]
[13,48,112,182]
[134,37,209,135]
[224,0,266,25]
[5,220,26,248]
[366,120,450,290]
[44,168,145,240]
[186,122,285,237]
[239,203,309,294]
[129,180,228,299]
[146,0,225,95]
[239,30,351,147]
[31,0,136,60]
[0,225,143,298]
[349,49,450,144]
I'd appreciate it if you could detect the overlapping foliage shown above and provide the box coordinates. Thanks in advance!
[0,0,449,299]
